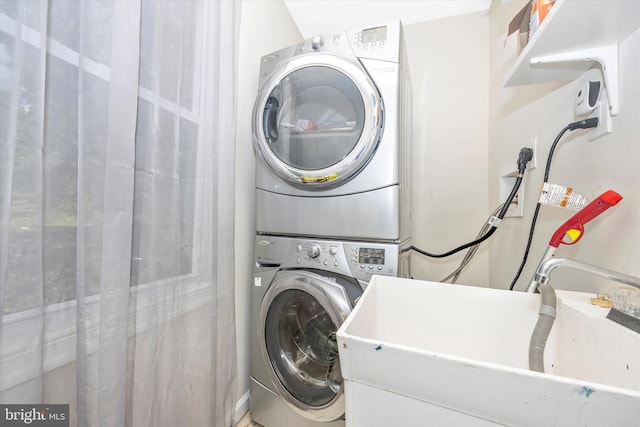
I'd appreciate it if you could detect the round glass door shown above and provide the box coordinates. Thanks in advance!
[259,270,359,422]
[266,289,341,405]
[253,54,383,189]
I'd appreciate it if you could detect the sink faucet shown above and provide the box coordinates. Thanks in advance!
[526,257,640,293]
[527,257,640,373]
[524,191,639,373]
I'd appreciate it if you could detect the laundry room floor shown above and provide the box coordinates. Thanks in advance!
[237,412,261,427]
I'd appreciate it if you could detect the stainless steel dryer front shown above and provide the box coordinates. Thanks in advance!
[253,21,412,242]
[250,235,410,427]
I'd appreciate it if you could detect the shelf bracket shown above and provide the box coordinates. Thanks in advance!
[530,45,619,115]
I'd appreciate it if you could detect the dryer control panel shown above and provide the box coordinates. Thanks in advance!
[255,235,406,283]
[287,21,401,63]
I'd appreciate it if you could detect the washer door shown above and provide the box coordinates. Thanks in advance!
[258,269,361,422]
[253,54,383,189]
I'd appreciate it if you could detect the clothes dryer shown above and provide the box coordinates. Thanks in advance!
[253,21,412,242]
[250,235,410,427]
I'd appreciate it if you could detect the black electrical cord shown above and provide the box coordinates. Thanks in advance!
[403,147,534,259]
[508,117,599,291]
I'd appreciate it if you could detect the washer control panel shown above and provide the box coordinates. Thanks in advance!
[255,236,401,283]
[343,242,399,281]
[293,240,346,270]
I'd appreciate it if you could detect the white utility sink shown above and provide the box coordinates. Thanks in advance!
[336,275,640,427]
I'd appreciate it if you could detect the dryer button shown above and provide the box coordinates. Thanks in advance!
[311,35,324,50]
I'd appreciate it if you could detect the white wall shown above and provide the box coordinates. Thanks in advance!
[404,11,491,285]
[284,0,491,38]
[488,0,640,293]
[234,0,301,419]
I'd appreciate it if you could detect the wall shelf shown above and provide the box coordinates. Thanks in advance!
[504,0,640,115]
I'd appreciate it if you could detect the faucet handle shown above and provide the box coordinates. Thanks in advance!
[549,190,623,247]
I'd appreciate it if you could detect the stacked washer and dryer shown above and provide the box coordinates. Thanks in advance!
[250,21,412,427]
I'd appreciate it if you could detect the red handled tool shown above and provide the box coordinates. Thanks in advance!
[548,190,623,247]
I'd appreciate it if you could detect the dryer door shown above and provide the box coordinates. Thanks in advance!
[253,54,383,189]
[258,269,361,422]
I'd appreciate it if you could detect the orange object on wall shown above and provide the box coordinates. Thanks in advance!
[530,0,556,37]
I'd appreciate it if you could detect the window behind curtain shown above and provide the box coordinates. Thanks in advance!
[0,0,203,315]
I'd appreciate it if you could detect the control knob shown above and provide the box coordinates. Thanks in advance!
[311,35,324,50]
[307,244,321,258]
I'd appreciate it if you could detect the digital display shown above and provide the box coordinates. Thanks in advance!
[362,26,387,44]
[358,248,385,265]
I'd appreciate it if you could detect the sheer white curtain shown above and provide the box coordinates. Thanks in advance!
[0,0,237,426]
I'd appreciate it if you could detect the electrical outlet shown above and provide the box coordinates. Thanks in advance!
[589,88,612,141]
[528,139,537,170]
[500,172,524,218]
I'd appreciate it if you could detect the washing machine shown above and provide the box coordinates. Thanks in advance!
[253,21,412,242]
[250,235,410,427]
